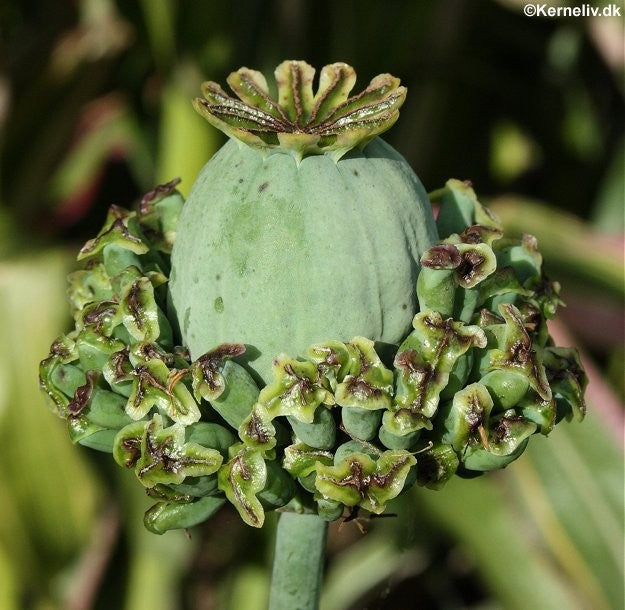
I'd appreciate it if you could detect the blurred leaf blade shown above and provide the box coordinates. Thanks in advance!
[0,251,103,598]
[511,410,624,610]
[490,197,624,299]
[224,564,270,610]
[321,531,426,610]
[591,139,625,233]
[49,96,153,212]
[156,65,222,197]
[0,545,18,610]
[2,0,133,217]
[415,474,585,610]
[117,468,195,610]
[139,0,177,73]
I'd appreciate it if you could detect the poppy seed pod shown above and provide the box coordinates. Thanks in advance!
[39,62,586,539]
[169,61,438,383]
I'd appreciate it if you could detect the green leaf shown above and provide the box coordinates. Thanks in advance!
[138,0,176,72]
[490,196,624,300]
[486,303,551,402]
[238,402,277,452]
[414,442,459,489]
[155,67,222,199]
[386,311,486,435]
[119,277,161,342]
[77,205,148,261]
[144,496,226,535]
[137,178,185,253]
[134,414,223,487]
[113,421,147,469]
[282,442,334,478]
[420,242,497,290]
[315,450,415,514]
[307,340,352,388]
[461,412,536,472]
[439,382,494,452]
[126,358,200,424]
[541,347,587,422]
[415,474,585,610]
[116,466,193,610]
[190,343,246,402]
[75,328,126,372]
[432,179,501,239]
[0,545,18,610]
[259,356,334,423]
[334,337,394,411]
[218,446,267,528]
[512,412,624,610]
[66,263,113,313]
[1,251,102,582]
[495,234,543,285]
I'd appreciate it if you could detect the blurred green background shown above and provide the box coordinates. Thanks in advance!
[0,1,623,608]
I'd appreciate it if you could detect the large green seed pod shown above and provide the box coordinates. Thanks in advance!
[170,61,438,382]
[38,61,587,546]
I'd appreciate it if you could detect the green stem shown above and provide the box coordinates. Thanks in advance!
[269,512,328,610]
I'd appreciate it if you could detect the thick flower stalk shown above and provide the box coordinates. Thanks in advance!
[39,61,586,610]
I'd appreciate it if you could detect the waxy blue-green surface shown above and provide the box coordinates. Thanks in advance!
[170,137,438,382]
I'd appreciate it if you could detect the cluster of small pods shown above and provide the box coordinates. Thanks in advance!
[39,178,586,533]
